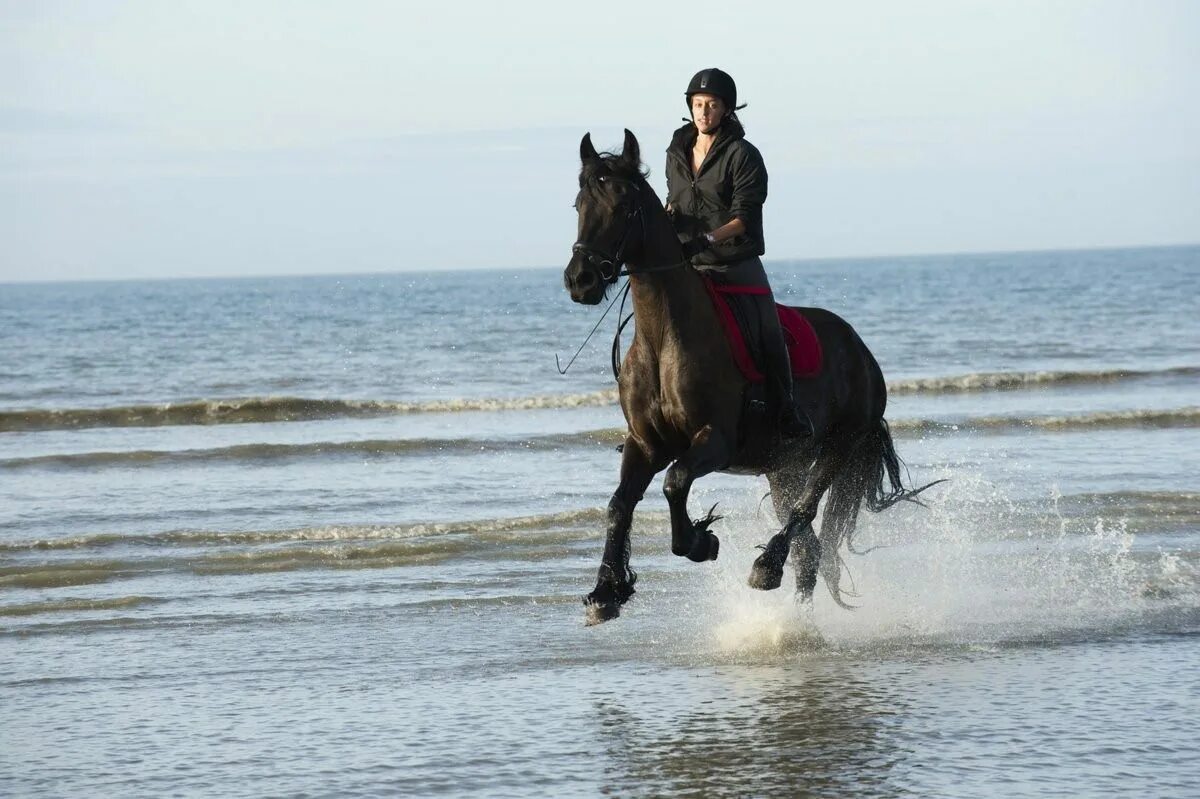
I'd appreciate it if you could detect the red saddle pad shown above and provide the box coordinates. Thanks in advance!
[702,277,823,383]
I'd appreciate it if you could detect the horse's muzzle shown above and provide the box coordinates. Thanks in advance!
[563,255,604,305]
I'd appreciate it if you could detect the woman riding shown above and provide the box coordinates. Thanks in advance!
[665,67,812,438]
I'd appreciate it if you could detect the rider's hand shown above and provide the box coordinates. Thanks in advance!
[681,235,712,259]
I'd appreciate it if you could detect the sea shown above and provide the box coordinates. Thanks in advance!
[1,245,1198,798]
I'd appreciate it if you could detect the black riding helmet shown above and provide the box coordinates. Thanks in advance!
[685,68,737,110]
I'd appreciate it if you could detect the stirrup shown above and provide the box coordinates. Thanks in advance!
[780,406,813,439]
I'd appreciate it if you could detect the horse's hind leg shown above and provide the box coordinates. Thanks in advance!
[749,442,849,592]
[663,425,732,563]
[747,464,804,591]
[788,525,821,601]
[770,461,822,601]
[585,438,661,626]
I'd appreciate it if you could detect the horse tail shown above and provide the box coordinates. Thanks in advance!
[864,418,945,513]
[817,418,945,607]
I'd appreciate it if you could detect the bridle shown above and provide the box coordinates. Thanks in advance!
[571,185,645,282]
[560,177,691,378]
[570,178,687,280]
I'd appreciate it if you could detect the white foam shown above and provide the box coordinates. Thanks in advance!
[683,472,1197,654]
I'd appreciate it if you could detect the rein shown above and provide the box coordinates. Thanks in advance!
[559,180,690,379]
[554,281,629,376]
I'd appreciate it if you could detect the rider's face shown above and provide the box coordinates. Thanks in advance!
[690,93,727,134]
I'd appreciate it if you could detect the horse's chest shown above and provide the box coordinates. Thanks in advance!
[621,367,705,451]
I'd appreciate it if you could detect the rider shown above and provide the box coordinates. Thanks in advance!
[665,67,812,438]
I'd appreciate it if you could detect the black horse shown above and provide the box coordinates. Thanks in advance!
[563,129,936,625]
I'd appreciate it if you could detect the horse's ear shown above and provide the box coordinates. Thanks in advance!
[622,128,640,168]
[580,133,598,162]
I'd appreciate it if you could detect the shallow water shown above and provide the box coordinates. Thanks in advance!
[2,245,1199,796]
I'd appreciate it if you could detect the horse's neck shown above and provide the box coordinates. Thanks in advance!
[625,201,714,350]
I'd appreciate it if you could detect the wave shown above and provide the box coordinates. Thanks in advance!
[0,390,620,433]
[890,407,1200,435]
[0,596,166,618]
[0,507,673,590]
[3,408,1195,472]
[1,429,628,470]
[0,492,1192,593]
[1049,490,1200,532]
[0,507,625,553]
[0,560,129,589]
[886,365,1200,395]
[4,366,1194,433]
[0,512,633,590]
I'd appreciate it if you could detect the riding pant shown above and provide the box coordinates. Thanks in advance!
[693,256,794,411]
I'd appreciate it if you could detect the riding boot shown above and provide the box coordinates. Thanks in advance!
[777,384,813,439]
[771,371,813,439]
[758,295,813,439]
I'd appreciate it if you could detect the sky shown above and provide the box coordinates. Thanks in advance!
[2,0,1198,282]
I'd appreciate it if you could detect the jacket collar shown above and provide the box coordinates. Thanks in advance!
[666,120,743,167]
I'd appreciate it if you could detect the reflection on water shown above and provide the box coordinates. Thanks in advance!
[580,621,1200,799]
[2,583,1198,797]
[592,663,908,798]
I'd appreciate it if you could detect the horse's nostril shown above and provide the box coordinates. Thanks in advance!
[578,271,596,288]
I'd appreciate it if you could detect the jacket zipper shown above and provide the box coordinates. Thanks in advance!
[687,137,729,220]
[669,130,732,228]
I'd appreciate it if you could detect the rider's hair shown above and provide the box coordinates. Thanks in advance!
[723,109,746,137]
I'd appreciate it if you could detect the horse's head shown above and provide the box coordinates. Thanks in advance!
[564,128,647,305]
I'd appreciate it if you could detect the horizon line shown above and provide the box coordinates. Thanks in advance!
[2,240,1196,287]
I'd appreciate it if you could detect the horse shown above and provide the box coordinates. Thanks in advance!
[563,129,936,625]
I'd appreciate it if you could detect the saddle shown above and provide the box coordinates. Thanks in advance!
[701,277,823,383]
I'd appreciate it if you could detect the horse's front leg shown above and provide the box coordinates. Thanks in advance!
[585,438,661,626]
[663,425,732,563]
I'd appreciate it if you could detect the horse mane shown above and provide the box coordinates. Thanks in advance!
[579,150,650,187]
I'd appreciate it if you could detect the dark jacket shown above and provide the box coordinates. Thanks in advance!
[664,119,768,266]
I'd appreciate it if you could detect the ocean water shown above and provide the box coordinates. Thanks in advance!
[1,245,1198,797]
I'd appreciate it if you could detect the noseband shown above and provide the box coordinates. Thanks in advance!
[571,194,645,282]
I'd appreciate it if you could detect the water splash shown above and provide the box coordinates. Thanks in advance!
[683,471,1197,654]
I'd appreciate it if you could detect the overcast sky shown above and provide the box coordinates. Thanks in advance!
[2,0,1198,282]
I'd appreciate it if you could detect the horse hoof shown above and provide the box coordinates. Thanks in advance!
[748,555,784,591]
[748,567,782,590]
[584,600,621,626]
[686,531,719,563]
